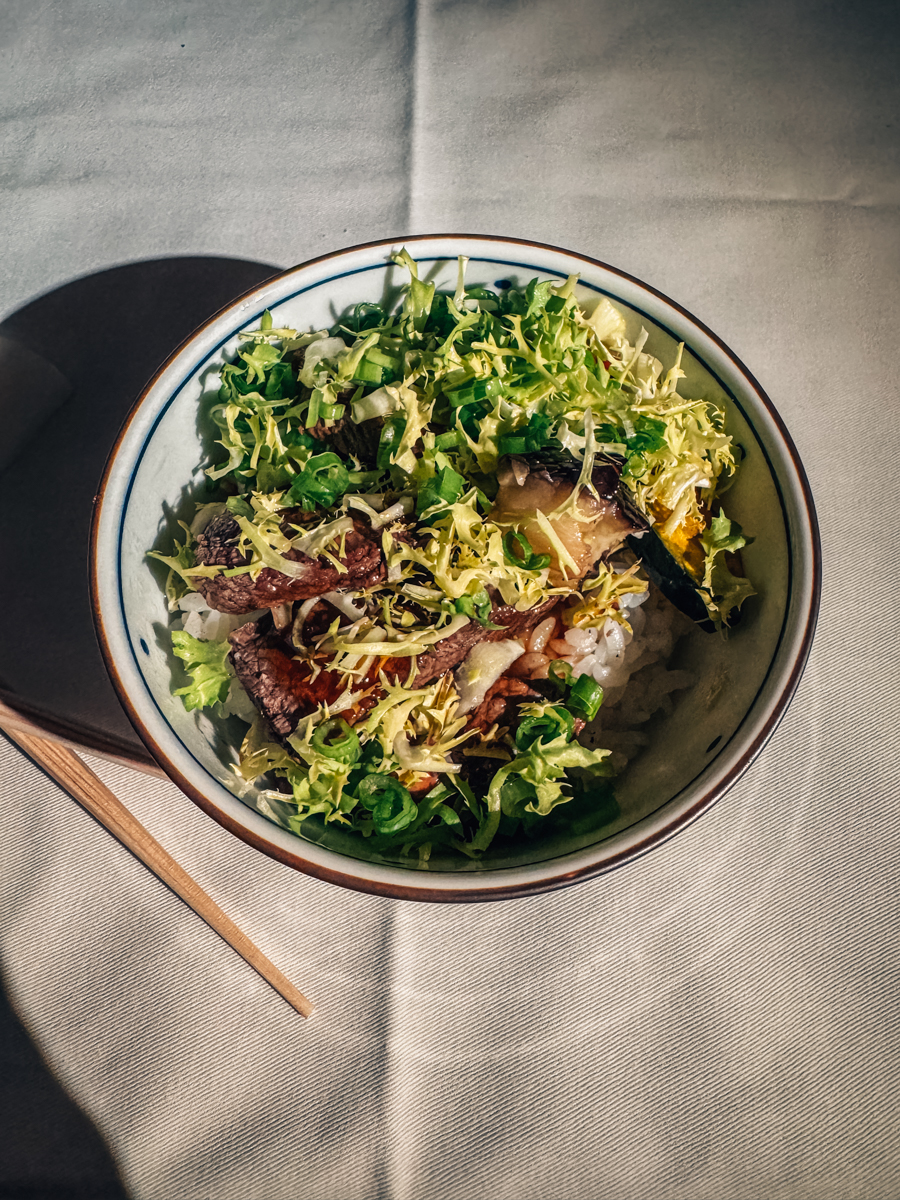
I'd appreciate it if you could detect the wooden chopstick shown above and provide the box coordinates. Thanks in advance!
[1,724,314,1019]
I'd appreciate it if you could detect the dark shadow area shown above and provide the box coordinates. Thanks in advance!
[0,256,281,763]
[0,979,128,1200]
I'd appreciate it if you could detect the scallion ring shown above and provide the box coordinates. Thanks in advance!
[310,717,361,764]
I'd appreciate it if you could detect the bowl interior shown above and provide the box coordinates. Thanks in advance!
[96,239,810,895]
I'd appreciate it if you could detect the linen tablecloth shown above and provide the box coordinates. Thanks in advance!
[2,2,898,1197]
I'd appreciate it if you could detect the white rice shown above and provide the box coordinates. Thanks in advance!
[512,578,697,773]
[580,586,697,772]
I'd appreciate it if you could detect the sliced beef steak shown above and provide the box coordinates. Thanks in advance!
[230,595,560,739]
[229,614,385,739]
[387,595,559,688]
[465,677,542,734]
[228,620,322,738]
[306,413,384,464]
[194,510,385,614]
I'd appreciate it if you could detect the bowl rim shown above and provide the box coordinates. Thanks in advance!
[90,233,822,902]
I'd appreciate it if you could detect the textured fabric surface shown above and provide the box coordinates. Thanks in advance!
[1,1,899,1198]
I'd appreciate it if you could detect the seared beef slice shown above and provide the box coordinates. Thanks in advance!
[399,596,559,687]
[194,511,385,613]
[228,620,362,738]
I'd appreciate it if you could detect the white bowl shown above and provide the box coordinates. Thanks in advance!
[91,235,821,901]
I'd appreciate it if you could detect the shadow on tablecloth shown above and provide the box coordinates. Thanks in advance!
[0,979,128,1200]
[0,256,281,766]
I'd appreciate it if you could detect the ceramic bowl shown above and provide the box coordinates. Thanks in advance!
[91,235,820,901]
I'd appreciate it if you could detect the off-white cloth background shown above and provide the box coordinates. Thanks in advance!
[2,1,899,1198]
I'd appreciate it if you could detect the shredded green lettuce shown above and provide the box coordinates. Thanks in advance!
[699,513,756,625]
[171,632,233,711]
[152,250,754,858]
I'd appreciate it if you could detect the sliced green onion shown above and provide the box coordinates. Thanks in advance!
[498,412,553,457]
[547,659,573,691]
[502,530,551,572]
[446,376,505,407]
[352,358,384,385]
[514,707,575,752]
[310,717,361,764]
[306,391,322,428]
[416,465,465,517]
[364,346,400,370]
[318,402,345,421]
[567,675,604,722]
[358,773,406,809]
[377,415,406,470]
[357,774,417,833]
[453,589,499,628]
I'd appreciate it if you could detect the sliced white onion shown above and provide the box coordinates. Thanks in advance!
[370,497,414,530]
[320,590,367,620]
[182,609,249,642]
[178,592,211,613]
[454,639,526,714]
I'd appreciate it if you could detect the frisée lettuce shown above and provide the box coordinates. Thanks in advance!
[150,251,754,863]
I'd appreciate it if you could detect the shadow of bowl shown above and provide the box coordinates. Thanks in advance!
[0,256,281,763]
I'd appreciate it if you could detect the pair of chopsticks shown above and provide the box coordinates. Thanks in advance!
[1,720,314,1018]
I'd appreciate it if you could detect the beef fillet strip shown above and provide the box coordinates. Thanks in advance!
[383,595,559,689]
[193,510,386,614]
[465,677,542,734]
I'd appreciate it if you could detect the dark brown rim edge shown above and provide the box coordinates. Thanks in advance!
[90,234,823,903]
